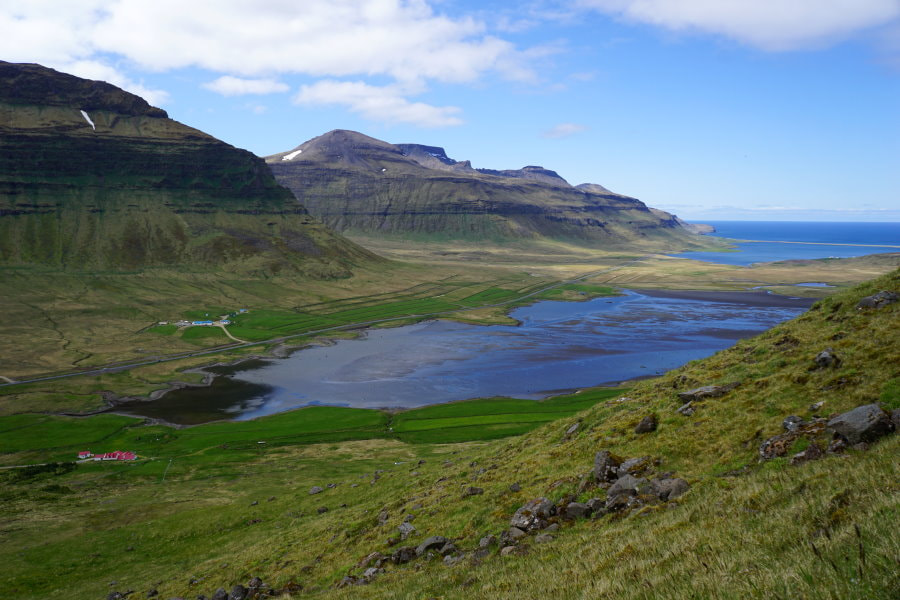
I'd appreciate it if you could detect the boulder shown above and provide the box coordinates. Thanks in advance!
[398,522,416,540]
[247,577,263,592]
[534,533,554,543]
[509,482,521,493]
[377,509,389,525]
[309,486,324,495]
[586,497,605,515]
[544,522,560,533]
[618,456,653,477]
[362,567,382,582]
[856,290,898,309]
[443,553,465,566]
[500,546,517,556]
[462,486,484,497]
[416,536,449,556]
[510,497,554,531]
[827,404,894,444]
[564,422,580,438]
[317,506,328,514]
[677,383,739,402]
[676,402,695,417]
[228,585,247,600]
[782,416,804,432]
[562,502,591,520]
[634,414,657,434]
[210,589,227,600]
[501,527,527,544]
[593,451,621,482]
[391,546,417,564]
[812,348,841,370]
[651,478,690,501]
[478,535,497,549]
[605,493,635,512]
[607,474,646,498]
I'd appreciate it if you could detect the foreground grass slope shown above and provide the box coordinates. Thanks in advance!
[1,270,897,599]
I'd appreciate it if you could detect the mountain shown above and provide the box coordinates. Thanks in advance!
[0,62,375,276]
[266,130,716,250]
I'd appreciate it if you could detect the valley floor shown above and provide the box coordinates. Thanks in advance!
[0,268,897,599]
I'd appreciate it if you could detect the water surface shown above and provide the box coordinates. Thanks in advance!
[675,221,900,265]
[117,290,813,424]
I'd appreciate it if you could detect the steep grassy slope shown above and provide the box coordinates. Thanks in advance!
[0,62,375,275]
[266,130,723,252]
[1,270,896,599]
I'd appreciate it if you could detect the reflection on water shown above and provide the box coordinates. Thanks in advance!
[117,290,813,424]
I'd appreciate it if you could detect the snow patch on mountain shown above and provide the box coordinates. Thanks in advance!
[80,109,95,131]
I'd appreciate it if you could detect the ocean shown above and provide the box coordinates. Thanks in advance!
[675,221,900,265]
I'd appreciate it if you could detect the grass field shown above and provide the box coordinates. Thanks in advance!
[0,270,897,600]
[0,386,628,468]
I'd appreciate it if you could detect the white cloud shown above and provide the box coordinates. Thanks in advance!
[0,0,532,126]
[294,80,463,127]
[59,59,171,106]
[203,76,289,96]
[542,122,588,138]
[578,0,900,50]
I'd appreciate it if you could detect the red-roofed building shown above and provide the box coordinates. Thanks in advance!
[93,451,137,461]
[78,451,92,459]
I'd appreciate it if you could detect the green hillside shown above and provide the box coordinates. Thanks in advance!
[0,62,376,276]
[1,269,896,599]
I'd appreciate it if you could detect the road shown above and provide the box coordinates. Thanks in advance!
[0,257,647,388]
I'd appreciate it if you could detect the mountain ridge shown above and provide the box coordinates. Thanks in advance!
[267,129,717,250]
[0,63,376,276]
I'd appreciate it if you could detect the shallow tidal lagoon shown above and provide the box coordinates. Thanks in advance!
[117,289,813,425]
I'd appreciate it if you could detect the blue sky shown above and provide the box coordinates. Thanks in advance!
[2,1,898,221]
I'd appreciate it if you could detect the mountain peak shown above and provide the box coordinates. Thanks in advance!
[269,129,403,169]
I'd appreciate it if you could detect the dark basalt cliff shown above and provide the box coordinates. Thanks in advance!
[0,62,375,275]
[267,129,715,250]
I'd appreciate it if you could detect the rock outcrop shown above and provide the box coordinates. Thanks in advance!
[827,404,894,444]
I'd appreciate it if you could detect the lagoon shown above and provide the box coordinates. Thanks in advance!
[117,289,813,425]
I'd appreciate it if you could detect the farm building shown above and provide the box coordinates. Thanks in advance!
[77,450,137,461]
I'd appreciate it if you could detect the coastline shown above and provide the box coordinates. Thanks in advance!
[104,286,814,427]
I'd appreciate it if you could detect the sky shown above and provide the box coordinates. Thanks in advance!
[2,0,899,222]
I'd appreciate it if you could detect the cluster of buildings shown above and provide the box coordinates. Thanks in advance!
[77,450,137,461]
[158,308,248,328]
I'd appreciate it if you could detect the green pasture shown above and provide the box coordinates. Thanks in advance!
[0,387,627,467]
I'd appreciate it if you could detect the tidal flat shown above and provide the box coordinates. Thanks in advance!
[116,288,814,424]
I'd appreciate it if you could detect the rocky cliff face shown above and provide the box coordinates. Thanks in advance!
[267,130,714,250]
[0,62,375,275]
